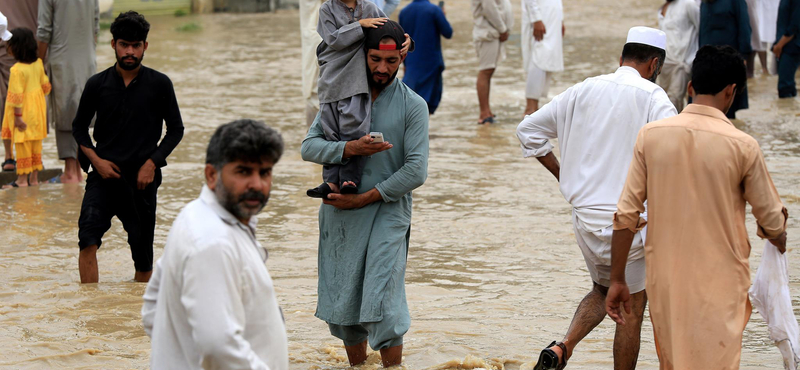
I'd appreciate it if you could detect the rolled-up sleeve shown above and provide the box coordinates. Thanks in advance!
[614,128,649,232]
[516,88,566,158]
[36,0,54,43]
[742,147,788,239]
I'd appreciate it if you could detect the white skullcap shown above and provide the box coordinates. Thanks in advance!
[0,12,11,42]
[626,26,666,50]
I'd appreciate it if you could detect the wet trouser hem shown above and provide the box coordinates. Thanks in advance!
[56,130,78,160]
[328,322,404,350]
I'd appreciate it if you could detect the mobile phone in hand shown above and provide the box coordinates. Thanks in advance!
[369,132,385,143]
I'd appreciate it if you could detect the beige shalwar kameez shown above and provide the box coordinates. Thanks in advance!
[614,104,788,370]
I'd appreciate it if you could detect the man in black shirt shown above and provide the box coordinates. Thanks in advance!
[72,11,184,284]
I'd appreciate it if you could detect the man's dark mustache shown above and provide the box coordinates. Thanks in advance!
[239,190,267,205]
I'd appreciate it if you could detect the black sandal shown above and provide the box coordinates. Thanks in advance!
[340,183,358,194]
[307,183,334,199]
[534,341,568,370]
[2,158,15,172]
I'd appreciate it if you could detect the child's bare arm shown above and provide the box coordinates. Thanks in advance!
[13,107,26,132]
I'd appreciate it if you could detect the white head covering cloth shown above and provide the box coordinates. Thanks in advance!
[0,12,11,41]
[626,26,666,50]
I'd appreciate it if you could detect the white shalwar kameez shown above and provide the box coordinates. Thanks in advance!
[142,186,288,370]
[516,66,677,291]
[657,0,700,111]
[521,0,563,99]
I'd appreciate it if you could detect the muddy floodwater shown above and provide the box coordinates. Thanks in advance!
[1,0,799,369]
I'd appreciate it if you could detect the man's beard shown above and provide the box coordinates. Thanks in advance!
[648,63,662,83]
[367,67,399,90]
[214,177,269,222]
[116,52,142,71]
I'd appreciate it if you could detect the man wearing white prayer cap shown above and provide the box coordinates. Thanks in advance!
[517,26,677,370]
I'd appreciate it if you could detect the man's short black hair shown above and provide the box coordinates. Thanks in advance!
[206,119,284,169]
[7,28,38,64]
[110,11,150,42]
[691,45,747,96]
[621,42,666,70]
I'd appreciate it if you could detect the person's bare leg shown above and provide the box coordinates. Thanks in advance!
[525,98,540,116]
[477,68,495,122]
[549,282,609,364]
[134,270,152,282]
[3,139,12,163]
[380,345,402,367]
[613,290,647,370]
[344,340,368,366]
[61,158,82,184]
[79,245,99,283]
[757,51,769,75]
[29,170,39,186]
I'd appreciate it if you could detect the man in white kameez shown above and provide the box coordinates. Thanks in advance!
[745,0,774,76]
[521,0,564,115]
[516,27,677,370]
[657,0,700,111]
[37,0,98,183]
[143,120,288,370]
[472,0,514,124]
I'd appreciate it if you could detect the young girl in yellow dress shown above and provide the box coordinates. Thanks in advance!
[1,27,50,187]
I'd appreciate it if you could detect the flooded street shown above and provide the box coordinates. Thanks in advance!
[1,0,799,369]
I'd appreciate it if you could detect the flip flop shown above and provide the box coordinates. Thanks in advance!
[340,183,358,194]
[2,159,15,172]
[2,181,18,189]
[534,341,568,370]
[47,176,62,184]
[307,183,334,199]
[477,115,495,125]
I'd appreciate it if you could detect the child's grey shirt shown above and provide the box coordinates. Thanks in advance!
[317,0,385,104]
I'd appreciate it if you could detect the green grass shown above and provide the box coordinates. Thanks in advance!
[174,9,189,17]
[99,21,111,30]
[175,22,202,32]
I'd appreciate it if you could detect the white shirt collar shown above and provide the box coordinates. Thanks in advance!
[199,185,259,231]
[615,65,643,77]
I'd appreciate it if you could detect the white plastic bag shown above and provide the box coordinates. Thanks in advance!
[750,241,800,370]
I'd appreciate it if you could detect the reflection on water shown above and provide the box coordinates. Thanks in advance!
[0,1,798,369]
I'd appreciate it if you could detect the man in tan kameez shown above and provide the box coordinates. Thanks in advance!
[606,45,788,370]
[37,0,98,183]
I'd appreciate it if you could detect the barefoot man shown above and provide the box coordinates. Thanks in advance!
[606,45,788,370]
[516,27,676,370]
[72,11,184,283]
[301,20,429,368]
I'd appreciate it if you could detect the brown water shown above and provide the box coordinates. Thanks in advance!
[1,1,799,369]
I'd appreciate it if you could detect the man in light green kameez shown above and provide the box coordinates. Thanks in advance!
[301,20,429,368]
